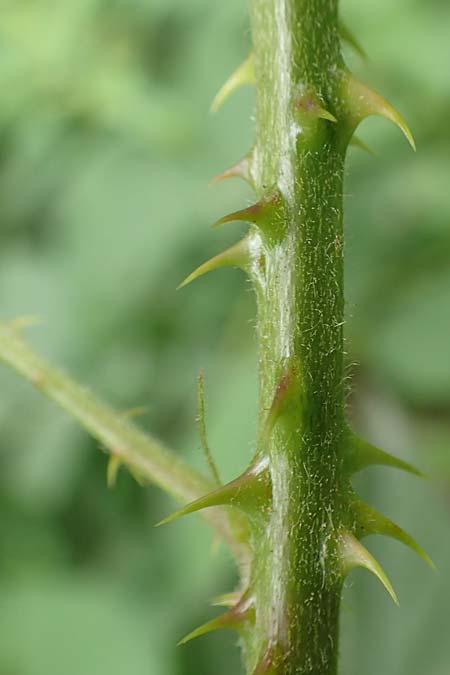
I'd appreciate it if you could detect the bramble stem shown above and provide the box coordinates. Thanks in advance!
[248,2,346,672]
[0,4,421,673]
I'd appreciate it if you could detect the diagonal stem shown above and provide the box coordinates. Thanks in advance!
[0,321,248,565]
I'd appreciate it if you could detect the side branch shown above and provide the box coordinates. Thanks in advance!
[0,321,245,561]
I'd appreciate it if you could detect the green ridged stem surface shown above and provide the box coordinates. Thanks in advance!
[247,2,347,673]
[0,4,425,675]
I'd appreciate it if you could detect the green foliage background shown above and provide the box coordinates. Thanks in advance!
[0,1,449,673]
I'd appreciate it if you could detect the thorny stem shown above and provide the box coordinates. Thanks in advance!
[0,3,424,674]
[248,1,346,672]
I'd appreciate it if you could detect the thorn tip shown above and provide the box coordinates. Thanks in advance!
[346,432,424,477]
[343,72,416,151]
[210,151,254,187]
[354,499,435,569]
[340,531,399,605]
[210,55,255,113]
[178,238,251,289]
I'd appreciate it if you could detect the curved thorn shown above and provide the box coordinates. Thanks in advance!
[210,55,255,113]
[178,237,251,290]
[318,108,338,123]
[339,531,398,605]
[156,455,271,527]
[178,613,236,646]
[214,204,260,228]
[349,135,376,156]
[210,151,254,187]
[128,466,146,487]
[155,482,238,527]
[107,455,122,488]
[210,592,241,608]
[354,501,435,569]
[339,20,367,60]
[344,72,416,151]
[294,88,337,123]
[213,191,283,230]
[178,595,254,645]
[346,432,424,477]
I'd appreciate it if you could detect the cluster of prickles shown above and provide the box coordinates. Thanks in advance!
[159,22,432,675]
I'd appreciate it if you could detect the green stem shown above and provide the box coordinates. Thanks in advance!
[248,2,345,672]
[0,321,248,564]
[0,5,421,673]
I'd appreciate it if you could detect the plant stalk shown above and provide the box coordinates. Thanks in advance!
[0,4,422,673]
[248,2,346,672]
[0,321,249,564]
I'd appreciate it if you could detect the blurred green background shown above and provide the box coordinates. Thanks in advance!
[0,1,449,673]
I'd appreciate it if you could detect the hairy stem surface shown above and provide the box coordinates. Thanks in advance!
[0,321,248,563]
[249,2,345,673]
[0,4,423,674]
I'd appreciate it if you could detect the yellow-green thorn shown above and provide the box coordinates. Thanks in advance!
[354,500,435,570]
[318,108,338,123]
[178,595,254,645]
[156,455,271,527]
[209,150,254,187]
[129,466,146,487]
[210,55,255,113]
[177,237,251,290]
[339,531,399,605]
[213,191,283,231]
[178,613,234,646]
[339,20,367,60]
[346,431,424,477]
[343,72,416,151]
[294,88,337,124]
[107,455,122,489]
[210,591,241,608]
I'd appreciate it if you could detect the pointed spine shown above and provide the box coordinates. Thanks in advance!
[178,594,255,645]
[211,55,255,113]
[107,453,145,487]
[353,499,435,568]
[341,71,416,150]
[107,455,122,488]
[294,87,337,124]
[178,237,252,289]
[345,431,423,477]
[156,455,271,527]
[339,531,398,604]
[210,591,241,608]
[210,150,255,187]
[214,191,285,241]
